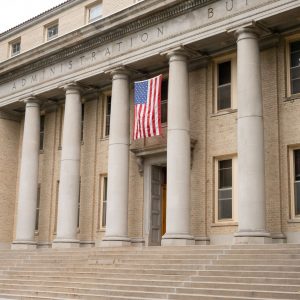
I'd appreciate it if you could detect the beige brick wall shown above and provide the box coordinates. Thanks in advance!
[0,116,20,247]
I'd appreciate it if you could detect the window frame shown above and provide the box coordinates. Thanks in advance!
[102,93,111,138]
[214,155,237,224]
[289,146,300,219]
[40,115,45,151]
[286,35,300,97]
[213,54,237,113]
[99,174,108,231]
[45,21,59,41]
[10,38,21,57]
[161,79,168,125]
[87,1,102,23]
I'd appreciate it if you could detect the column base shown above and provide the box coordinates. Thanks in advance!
[271,233,287,244]
[234,231,272,244]
[52,239,80,248]
[11,241,37,250]
[161,234,195,246]
[101,236,131,247]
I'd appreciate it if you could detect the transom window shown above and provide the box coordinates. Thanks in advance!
[47,23,58,40]
[88,3,102,23]
[290,41,300,95]
[218,159,233,220]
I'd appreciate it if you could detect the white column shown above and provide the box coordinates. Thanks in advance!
[12,98,40,250]
[53,83,81,248]
[234,28,270,244]
[162,49,194,246]
[102,68,131,247]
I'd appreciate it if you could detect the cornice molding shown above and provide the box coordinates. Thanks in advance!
[0,0,215,85]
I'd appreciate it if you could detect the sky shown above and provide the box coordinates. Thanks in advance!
[0,0,66,33]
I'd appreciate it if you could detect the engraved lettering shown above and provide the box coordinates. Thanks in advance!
[116,42,122,51]
[131,37,134,47]
[60,63,63,72]
[12,82,16,90]
[31,74,37,83]
[208,8,214,18]
[105,48,111,56]
[157,26,164,37]
[50,67,55,75]
[91,52,96,61]
[68,60,73,69]
[226,0,233,11]
[22,78,26,87]
[141,33,148,43]
[80,56,85,65]
[245,0,248,5]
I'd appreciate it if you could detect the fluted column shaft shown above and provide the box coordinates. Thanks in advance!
[235,28,270,244]
[102,68,131,247]
[53,84,81,248]
[162,50,194,246]
[12,98,40,249]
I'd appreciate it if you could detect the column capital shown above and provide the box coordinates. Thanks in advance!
[235,27,260,41]
[63,82,82,95]
[161,46,191,62]
[21,96,41,106]
[105,66,131,80]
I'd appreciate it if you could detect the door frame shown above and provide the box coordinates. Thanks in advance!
[143,154,166,246]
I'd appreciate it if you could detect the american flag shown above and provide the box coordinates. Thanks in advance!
[133,74,162,140]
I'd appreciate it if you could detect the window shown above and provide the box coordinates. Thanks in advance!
[103,95,111,137]
[290,148,300,218]
[100,176,108,229]
[54,180,59,233]
[81,104,85,142]
[218,160,232,220]
[215,156,237,222]
[35,184,41,231]
[214,55,237,112]
[10,39,21,57]
[217,61,231,110]
[58,106,64,149]
[294,150,300,216]
[290,41,300,95]
[46,23,58,41]
[40,115,45,151]
[161,80,168,124]
[88,2,102,23]
[77,179,81,229]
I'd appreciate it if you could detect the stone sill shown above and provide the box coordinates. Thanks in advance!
[211,221,238,227]
[283,94,300,102]
[288,218,300,224]
[211,108,237,118]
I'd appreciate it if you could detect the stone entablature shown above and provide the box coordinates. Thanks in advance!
[0,0,294,107]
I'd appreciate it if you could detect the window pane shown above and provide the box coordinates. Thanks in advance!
[295,182,300,215]
[217,84,231,110]
[40,116,45,150]
[291,41,300,52]
[48,25,58,40]
[219,198,232,219]
[35,186,41,231]
[218,61,231,85]
[219,159,232,188]
[161,80,168,123]
[11,42,20,56]
[89,4,102,22]
[292,78,300,94]
[294,150,300,181]
[291,66,300,80]
[161,80,168,101]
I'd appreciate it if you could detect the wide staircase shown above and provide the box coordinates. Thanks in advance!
[0,244,299,299]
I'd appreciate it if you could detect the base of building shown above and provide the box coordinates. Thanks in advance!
[194,236,210,245]
[161,234,195,246]
[271,233,287,244]
[101,236,131,247]
[52,239,80,248]
[234,231,272,244]
[11,241,37,250]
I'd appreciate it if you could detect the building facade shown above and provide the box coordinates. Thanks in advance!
[0,0,300,249]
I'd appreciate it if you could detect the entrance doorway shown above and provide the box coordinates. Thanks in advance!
[150,166,167,246]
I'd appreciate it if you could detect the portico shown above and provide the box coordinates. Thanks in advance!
[0,0,300,249]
